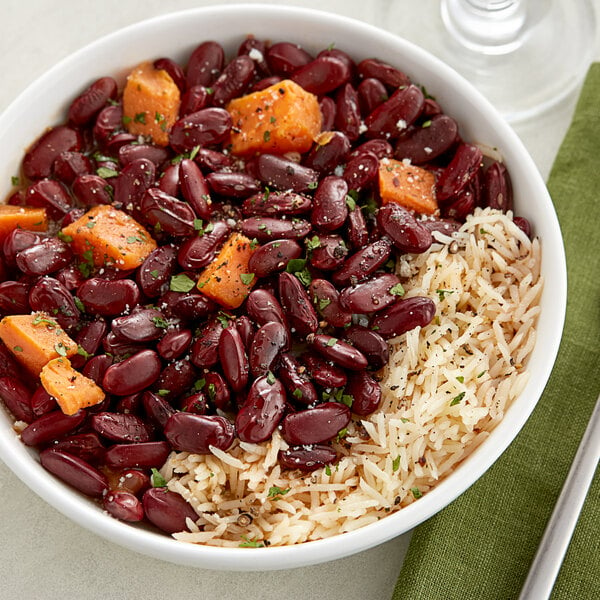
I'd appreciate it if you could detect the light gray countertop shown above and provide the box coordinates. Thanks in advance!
[0,1,597,599]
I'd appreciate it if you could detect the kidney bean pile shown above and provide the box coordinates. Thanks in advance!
[0,36,529,535]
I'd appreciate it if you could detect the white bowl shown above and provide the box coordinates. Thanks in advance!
[0,4,566,570]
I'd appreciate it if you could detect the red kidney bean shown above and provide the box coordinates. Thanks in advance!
[0,376,33,423]
[394,114,459,164]
[164,412,234,454]
[154,57,186,92]
[113,158,155,211]
[141,188,196,237]
[72,174,113,207]
[304,131,351,174]
[249,321,289,377]
[115,469,151,496]
[161,291,216,322]
[343,151,379,192]
[23,125,82,180]
[114,392,143,415]
[309,334,368,371]
[377,203,433,254]
[443,181,478,221]
[104,490,144,522]
[248,239,302,279]
[157,328,192,360]
[302,353,348,388]
[346,205,370,250]
[419,216,461,238]
[358,58,410,89]
[246,289,287,327]
[102,331,145,361]
[51,432,105,464]
[358,77,389,116]
[154,358,197,399]
[60,207,86,229]
[142,391,176,430]
[202,372,231,411]
[206,172,260,199]
[278,272,319,336]
[318,47,356,75]
[282,402,350,445]
[234,315,254,353]
[28,277,80,330]
[53,151,93,185]
[279,445,337,471]
[93,103,123,145]
[335,83,362,141]
[365,84,424,140]
[25,179,73,219]
[423,98,443,117]
[238,36,269,71]
[332,239,392,287]
[482,161,513,212]
[78,278,140,316]
[158,163,180,197]
[194,148,233,172]
[103,350,162,396]
[241,217,312,242]
[30,386,59,418]
[16,238,73,277]
[308,234,348,271]
[106,132,138,155]
[179,158,212,220]
[370,296,436,339]
[235,374,286,443]
[266,42,312,76]
[118,143,169,168]
[346,370,382,416]
[83,354,113,385]
[254,154,318,193]
[309,278,352,328]
[242,190,311,217]
[180,85,210,117]
[187,40,225,88]
[514,216,531,237]
[311,176,348,231]
[91,412,153,443]
[137,245,178,298]
[104,441,171,469]
[143,487,198,533]
[169,108,232,154]
[349,139,394,161]
[0,281,31,314]
[3,229,42,266]
[319,96,336,131]
[219,327,249,393]
[292,56,350,95]
[344,325,389,370]
[21,410,86,446]
[40,448,108,497]
[68,77,118,125]
[211,55,255,106]
[252,75,282,92]
[190,318,225,368]
[276,353,318,406]
[111,308,166,343]
[180,391,208,415]
[0,341,25,380]
[339,273,401,314]
[436,143,483,203]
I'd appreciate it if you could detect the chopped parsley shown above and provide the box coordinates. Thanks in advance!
[152,316,169,329]
[239,536,264,548]
[169,273,196,293]
[54,342,68,357]
[97,166,119,179]
[389,283,405,297]
[267,486,290,499]
[436,289,454,301]
[450,391,466,406]
[240,273,255,285]
[150,468,168,488]
[411,487,423,499]
[392,456,401,472]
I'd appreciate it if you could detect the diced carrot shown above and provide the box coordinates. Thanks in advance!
[122,61,181,146]
[0,313,77,376]
[0,205,48,242]
[40,357,105,415]
[226,79,322,156]
[378,158,438,215]
[196,233,257,309]
[61,205,157,271]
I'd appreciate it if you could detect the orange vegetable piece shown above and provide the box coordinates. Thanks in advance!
[0,313,77,376]
[197,233,257,309]
[61,205,157,271]
[122,61,181,146]
[0,205,48,242]
[226,79,322,156]
[378,158,438,215]
[41,357,105,415]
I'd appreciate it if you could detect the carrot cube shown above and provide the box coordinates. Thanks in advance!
[0,205,48,242]
[41,357,105,415]
[378,158,438,215]
[61,205,157,271]
[226,79,322,156]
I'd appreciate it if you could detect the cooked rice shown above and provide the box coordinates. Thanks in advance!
[161,208,543,547]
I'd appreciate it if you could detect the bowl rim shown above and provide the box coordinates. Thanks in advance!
[0,3,566,571]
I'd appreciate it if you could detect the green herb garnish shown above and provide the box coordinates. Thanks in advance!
[169,273,196,293]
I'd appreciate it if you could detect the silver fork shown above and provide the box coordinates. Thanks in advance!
[518,391,600,599]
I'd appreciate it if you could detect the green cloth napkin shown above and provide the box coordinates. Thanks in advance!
[392,63,600,600]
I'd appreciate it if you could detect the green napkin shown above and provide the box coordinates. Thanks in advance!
[392,63,600,600]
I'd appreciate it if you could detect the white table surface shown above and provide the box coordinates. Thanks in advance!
[0,1,598,599]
